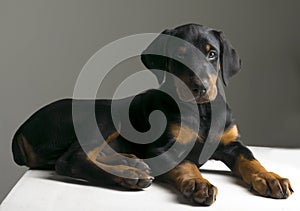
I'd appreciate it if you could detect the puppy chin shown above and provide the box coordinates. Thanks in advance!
[178,95,203,104]
[195,98,210,104]
[175,85,217,104]
[194,85,218,104]
[195,92,217,104]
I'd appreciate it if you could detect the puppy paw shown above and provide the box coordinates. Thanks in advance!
[180,178,217,206]
[250,172,293,199]
[113,165,154,189]
[93,153,153,189]
[97,153,151,175]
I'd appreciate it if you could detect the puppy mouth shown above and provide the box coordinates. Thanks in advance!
[188,95,210,104]
[173,76,218,104]
[175,87,217,104]
[186,88,217,104]
[195,97,210,104]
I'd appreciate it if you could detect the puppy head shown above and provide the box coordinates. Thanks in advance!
[141,24,241,104]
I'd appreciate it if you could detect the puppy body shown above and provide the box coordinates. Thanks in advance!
[12,24,292,206]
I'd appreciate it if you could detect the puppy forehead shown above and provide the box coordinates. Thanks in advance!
[198,31,219,49]
[205,41,219,54]
[172,26,219,50]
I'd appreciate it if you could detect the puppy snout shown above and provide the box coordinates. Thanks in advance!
[191,80,209,97]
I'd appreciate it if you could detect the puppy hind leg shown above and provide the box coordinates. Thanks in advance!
[55,142,153,189]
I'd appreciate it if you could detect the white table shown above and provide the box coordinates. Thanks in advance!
[1,146,300,211]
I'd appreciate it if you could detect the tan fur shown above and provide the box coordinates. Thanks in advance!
[235,155,267,185]
[169,124,202,144]
[205,44,211,52]
[87,132,119,161]
[165,161,218,204]
[220,124,239,145]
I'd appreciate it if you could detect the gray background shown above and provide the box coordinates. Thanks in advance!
[0,0,299,203]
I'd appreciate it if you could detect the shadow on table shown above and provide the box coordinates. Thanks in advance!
[43,169,250,205]
[43,171,145,192]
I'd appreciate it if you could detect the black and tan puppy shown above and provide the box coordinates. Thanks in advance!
[12,24,293,206]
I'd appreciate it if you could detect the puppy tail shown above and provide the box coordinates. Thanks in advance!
[11,130,26,166]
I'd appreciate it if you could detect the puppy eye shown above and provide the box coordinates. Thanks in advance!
[207,50,218,61]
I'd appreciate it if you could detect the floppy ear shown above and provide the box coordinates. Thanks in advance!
[214,31,242,86]
[141,29,174,84]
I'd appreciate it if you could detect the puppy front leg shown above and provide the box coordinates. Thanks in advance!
[159,161,217,206]
[213,124,293,199]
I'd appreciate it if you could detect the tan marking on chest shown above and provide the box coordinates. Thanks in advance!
[169,124,202,144]
[220,124,239,145]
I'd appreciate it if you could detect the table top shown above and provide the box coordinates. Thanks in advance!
[1,146,299,211]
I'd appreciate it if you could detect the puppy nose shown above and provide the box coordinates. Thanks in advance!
[192,80,209,97]
[192,86,207,97]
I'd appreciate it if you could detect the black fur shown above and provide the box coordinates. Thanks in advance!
[12,23,256,198]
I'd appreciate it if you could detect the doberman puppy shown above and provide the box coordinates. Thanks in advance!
[12,24,293,206]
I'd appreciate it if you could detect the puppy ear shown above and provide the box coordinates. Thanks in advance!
[141,29,174,84]
[213,31,241,86]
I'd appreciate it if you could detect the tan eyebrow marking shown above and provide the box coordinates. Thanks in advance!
[205,44,211,52]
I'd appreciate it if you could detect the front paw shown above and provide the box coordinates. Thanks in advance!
[113,166,154,189]
[180,178,218,206]
[94,154,153,189]
[250,172,293,199]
